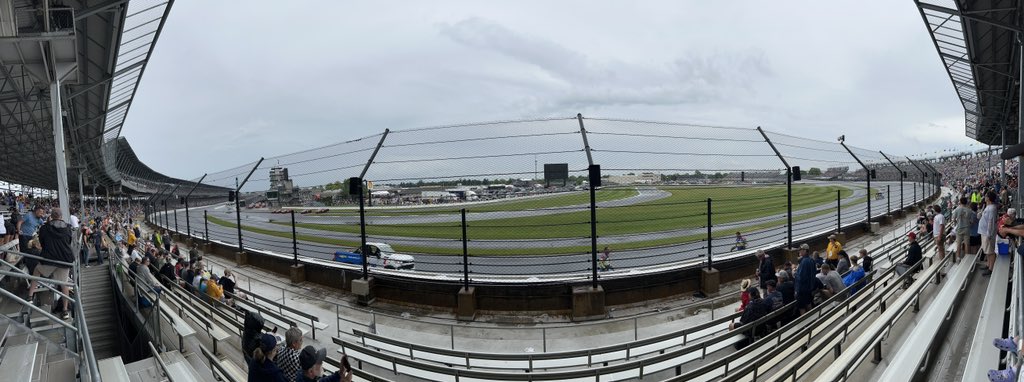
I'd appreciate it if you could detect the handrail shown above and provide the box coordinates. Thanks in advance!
[346,227,912,367]
[73,237,101,382]
[147,341,176,382]
[333,227,931,381]
[198,343,239,382]
[814,240,954,381]
[230,284,321,329]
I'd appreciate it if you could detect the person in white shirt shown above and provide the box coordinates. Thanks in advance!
[978,191,999,276]
[932,205,946,261]
[69,213,79,230]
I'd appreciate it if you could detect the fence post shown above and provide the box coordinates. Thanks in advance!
[183,173,208,240]
[577,114,599,289]
[756,127,793,249]
[706,198,712,270]
[173,205,178,233]
[887,185,891,214]
[839,140,870,227]
[291,210,299,266]
[162,201,168,228]
[906,157,927,205]
[836,190,841,233]
[234,158,265,254]
[204,210,209,241]
[356,130,391,281]
[461,208,469,290]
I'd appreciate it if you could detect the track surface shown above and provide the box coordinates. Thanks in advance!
[157,181,932,276]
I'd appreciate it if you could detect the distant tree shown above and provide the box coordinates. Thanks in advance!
[808,167,822,176]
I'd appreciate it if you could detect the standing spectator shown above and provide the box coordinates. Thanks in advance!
[162,230,171,252]
[794,244,817,315]
[17,206,45,253]
[951,197,974,261]
[825,235,843,268]
[970,202,982,254]
[933,205,946,261]
[29,210,74,319]
[275,327,303,379]
[979,191,999,276]
[755,249,774,293]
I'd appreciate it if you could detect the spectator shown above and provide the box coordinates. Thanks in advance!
[811,251,825,269]
[220,269,238,305]
[764,280,783,311]
[970,202,982,254]
[776,271,795,305]
[275,327,303,379]
[859,248,873,273]
[729,287,772,350]
[297,345,351,382]
[159,259,176,287]
[795,244,817,315]
[843,256,867,296]
[247,334,287,382]
[29,209,74,318]
[18,206,45,253]
[896,232,923,278]
[755,249,774,293]
[736,279,751,312]
[731,232,747,251]
[933,205,946,261]
[979,191,999,276]
[207,275,224,301]
[162,230,171,252]
[951,197,974,261]
[126,229,137,259]
[836,251,850,275]
[137,257,162,293]
[825,235,843,268]
[819,264,845,299]
[782,261,794,282]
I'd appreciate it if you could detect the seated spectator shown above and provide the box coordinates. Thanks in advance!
[207,275,224,301]
[859,248,873,273]
[297,345,352,382]
[275,327,303,378]
[836,251,851,275]
[159,260,176,287]
[764,280,783,311]
[843,258,867,296]
[219,269,238,305]
[819,264,846,300]
[247,334,287,382]
[811,251,825,269]
[736,279,751,312]
[896,232,923,277]
[729,287,772,349]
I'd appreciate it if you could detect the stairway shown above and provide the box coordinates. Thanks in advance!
[80,265,120,360]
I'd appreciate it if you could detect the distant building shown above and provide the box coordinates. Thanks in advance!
[607,172,661,185]
[268,167,295,204]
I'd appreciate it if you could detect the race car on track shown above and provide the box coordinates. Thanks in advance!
[333,242,415,270]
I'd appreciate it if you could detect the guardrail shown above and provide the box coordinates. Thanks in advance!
[150,181,938,285]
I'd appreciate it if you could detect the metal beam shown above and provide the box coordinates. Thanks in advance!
[75,0,128,21]
[918,2,1024,34]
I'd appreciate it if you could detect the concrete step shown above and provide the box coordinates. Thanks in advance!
[42,358,75,382]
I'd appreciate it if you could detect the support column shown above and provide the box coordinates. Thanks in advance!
[50,81,70,220]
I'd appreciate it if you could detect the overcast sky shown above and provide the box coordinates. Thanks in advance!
[121,0,980,180]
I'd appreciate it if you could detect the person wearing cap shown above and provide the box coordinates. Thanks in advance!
[297,345,352,382]
[248,333,288,382]
[825,235,842,268]
[794,243,816,315]
[896,232,923,277]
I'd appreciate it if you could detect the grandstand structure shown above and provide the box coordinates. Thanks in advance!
[0,1,1021,382]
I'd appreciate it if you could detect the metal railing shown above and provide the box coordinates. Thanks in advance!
[0,236,101,381]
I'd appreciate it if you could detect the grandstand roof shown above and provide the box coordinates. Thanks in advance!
[0,0,195,194]
[914,0,1024,145]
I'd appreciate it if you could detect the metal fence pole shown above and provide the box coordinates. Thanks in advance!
[589,175,599,287]
[887,185,891,214]
[706,198,712,270]
[357,179,369,279]
[839,141,870,226]
[173,204,178,233]
[291,210,299,266]
[204,210,209,241]
[879,152,903,211]
[461,208,469,290]
[184,196,190,236]
[756,127,793,248]
[235,158,265,254]
[837,190,841,233]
